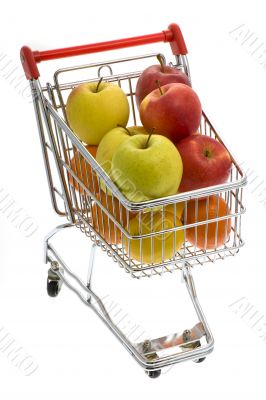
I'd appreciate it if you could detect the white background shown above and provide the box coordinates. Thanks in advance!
[1,0,266,398]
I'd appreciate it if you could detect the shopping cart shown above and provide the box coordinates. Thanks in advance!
[21,23,246,378]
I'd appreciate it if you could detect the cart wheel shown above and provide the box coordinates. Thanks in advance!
[194,357,206,363]
[47,279,60,297]
[146,369,161,379]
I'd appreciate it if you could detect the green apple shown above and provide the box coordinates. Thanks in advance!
[111,134,183,202]
[96,126,147,176]
[96,125,147,193]
[127,126,147,135]
[66,80,130,145]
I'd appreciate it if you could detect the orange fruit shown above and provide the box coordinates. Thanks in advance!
[185,196,231,250]
[68,145,99,195]
[91,191,135,244]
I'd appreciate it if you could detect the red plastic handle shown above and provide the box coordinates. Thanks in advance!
[20,23,187,80]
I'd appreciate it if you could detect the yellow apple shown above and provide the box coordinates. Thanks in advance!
[66,81,129,145]
[165,202,185,220]
[142,201,184,220]
[123,211,184,264]
[111,134,183,202]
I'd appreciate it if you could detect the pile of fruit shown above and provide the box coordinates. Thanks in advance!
[65,56,232,264]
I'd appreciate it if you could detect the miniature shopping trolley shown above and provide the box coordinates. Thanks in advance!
[20,23,246,378]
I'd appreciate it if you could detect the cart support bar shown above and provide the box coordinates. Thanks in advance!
[20,23,188,80]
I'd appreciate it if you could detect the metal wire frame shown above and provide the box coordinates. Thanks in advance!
[45,226,214,371]
[30,52,246,278]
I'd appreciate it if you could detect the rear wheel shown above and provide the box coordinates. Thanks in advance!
[47,279,60,297]
[47,262,63,297]
[194,357,206,363]
[146,369,161,378]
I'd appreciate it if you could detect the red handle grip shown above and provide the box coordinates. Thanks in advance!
[20,23,187,80]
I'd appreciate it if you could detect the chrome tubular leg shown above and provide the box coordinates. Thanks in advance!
[44,223,74,263]
[87,243,97,303]
[182,264,214,347]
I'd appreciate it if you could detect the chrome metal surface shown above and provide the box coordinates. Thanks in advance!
[87,243,96,302]
[44,223,73,263]
[30,81,66,217]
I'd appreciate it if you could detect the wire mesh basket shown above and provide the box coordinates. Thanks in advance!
[29,52,246,278]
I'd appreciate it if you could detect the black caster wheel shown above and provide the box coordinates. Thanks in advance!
[146,369,161,379]
[47,279,60,297]
[194,357,206,363]
[47,262,63,297]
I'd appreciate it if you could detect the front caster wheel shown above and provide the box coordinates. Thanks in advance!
[47,261,63,297]
[146,369,161,379]
[194,357,206,363]
[47,279,60,297]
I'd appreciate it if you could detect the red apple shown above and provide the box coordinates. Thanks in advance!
[176,135,232,193]
[140,83,202,143]
[135,56,190,109]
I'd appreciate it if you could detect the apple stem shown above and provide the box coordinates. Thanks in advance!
[96,77,103,93]
[117,124,132,136]
[155,80,163,96]
[145,128,155,148]
[156,54,165,72]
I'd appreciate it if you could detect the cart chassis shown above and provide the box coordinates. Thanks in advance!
[45,223,214,375]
